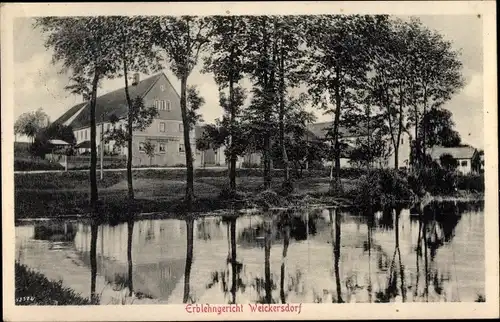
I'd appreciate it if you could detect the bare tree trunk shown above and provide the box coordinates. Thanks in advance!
[394,87,404,170]
[331,64,342,192]
[89,72,100,213]
[279,43,290,184]
[228,17,237,193]
[180,74,195,208]
[421,87,428,167]
[261,17,274,190]
[229,77,237,192]
[123,60,134,200]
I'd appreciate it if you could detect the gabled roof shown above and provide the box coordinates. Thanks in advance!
[307,115,385,140]
[430,146,477,160]
[54,73,166,129]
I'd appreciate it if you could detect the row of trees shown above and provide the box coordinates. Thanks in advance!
[35,15,464,212]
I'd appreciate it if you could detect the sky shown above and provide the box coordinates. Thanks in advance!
[13,15,484,149]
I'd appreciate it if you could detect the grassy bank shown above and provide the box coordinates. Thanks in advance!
[15,262,93,305]
[15,169,358,221]
[14,168,483,222]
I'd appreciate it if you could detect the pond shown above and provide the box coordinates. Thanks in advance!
[15,201,485,304]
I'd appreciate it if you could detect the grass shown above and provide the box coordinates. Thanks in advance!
[14,169,357,221]
[15,262,93,305]
[14,168,483,222]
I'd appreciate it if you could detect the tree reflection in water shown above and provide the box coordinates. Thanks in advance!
[329,207,343,303]
[90,219,99,304]
[375,207,406,303]
[127,219,134,297]
[183,217,195,303]
[279,210,292,303]
[206,215,245,304]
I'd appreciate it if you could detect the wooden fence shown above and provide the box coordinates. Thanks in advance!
[46,154,127,170]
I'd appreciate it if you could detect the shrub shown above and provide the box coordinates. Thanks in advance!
[242,161,261,169]
[456,173,484,192]
[353,169,414,210]
[408,165,458,196]
[14,158,64,171]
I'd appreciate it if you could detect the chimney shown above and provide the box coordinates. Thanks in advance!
[132,73,140,86]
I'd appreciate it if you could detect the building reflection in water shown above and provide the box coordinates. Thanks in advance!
[15,199,484,304]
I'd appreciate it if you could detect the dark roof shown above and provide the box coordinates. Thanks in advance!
[307,116,384,140]
[430,146,477,160]
[54,73,165,129]
[75,140,92,149]
[55,102,88,126]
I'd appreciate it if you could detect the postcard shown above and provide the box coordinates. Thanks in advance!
[2,1,498,321]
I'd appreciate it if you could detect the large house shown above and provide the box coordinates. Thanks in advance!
[54,73,202,167]
[429,146,479,174]
[196,116,413,170]
[306,118,412,169]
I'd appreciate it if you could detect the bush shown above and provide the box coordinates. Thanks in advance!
[14,158,64,171]
[408,165,458,196]
[353,169,414,210]
[456,173,484,192]
[242,161,261,169]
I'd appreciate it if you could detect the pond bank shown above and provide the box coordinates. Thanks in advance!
[15,263,92,305]
[14,172,484,223]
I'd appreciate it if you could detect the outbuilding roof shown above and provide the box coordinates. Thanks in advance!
[430,146,477,160]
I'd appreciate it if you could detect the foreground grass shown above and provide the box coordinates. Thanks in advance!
[15,262,93,305]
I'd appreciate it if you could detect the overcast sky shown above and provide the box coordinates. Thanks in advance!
[13,15,484,149]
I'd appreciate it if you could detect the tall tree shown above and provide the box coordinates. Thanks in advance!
[243,16,279,190]
[203,16,248,193]
[370,18,416,170]
[409,18,464,164]
[14,108,50,145]
[35,17,121,212]
[152,16,210,208]
[419,107,461,148]
[274,16,308,185]
[306,15,385,190]
[107,16,162,201]
[195,88,249,182]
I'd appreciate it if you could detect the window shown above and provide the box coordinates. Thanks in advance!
[159,143,166,153]
[401,138,404,144]
[179,143,185,153]
[159,122,166,132]
[461,160,468,167]
[179,123,184,132]
[106,123,110,131]
[85,130,88,140]
[154,100,161,111]
[166,100,171,111]
[139,142,146,152]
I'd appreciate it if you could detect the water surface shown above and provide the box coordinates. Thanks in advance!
[15,201,485,304]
